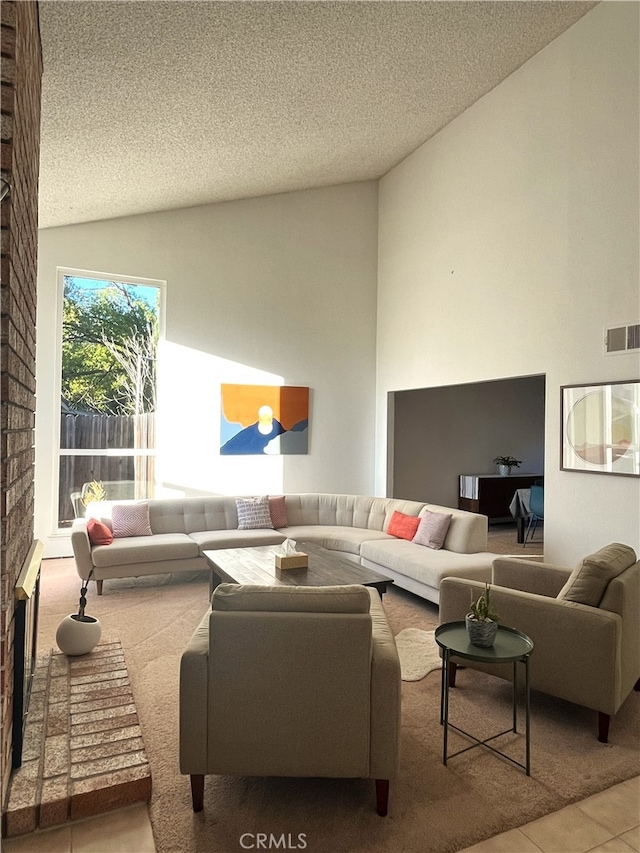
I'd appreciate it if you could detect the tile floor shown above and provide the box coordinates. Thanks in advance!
[3,775,638,852]
[2,803,155,853]
[460,776,640,853]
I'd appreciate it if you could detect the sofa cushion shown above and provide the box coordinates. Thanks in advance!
[557,543,637,607]
[87,518,113,546]
[360,538,493,589]
[211,582,371,613]
[283,525,392,555]
[190,529,286,550]
[413,510,452,550]
[283,494,425,532]
[147,496,238,535]
[236,496,274,530]
[112,502,153,538]
[91,533,199,568]
[269,495,288,528]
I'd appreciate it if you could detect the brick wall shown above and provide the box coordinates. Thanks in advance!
[1,0,42,810]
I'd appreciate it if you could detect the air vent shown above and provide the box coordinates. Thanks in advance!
[605,323,640,355]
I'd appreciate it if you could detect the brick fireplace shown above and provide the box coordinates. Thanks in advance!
[1,0,43,818]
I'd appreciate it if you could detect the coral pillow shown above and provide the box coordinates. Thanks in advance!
[236,496,274,530]
[269,495,288,528]
[87,518,113,546]
[387,511,420,541]
[111,502,153,538]
[413,510,452,550]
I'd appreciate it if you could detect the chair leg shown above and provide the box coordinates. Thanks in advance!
[523,514,540,546]
[448,661,458,688]
[96,579,103,595]
[598,712,610,744]
[634,677,640,691]
[375,779,389,816]
[190,774,204,812]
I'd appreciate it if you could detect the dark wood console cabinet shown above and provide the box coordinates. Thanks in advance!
[459,474,543,521]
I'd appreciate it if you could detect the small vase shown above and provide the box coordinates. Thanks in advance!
[498,465,510,477]
[56,614,102,656]
[465,613,498,648]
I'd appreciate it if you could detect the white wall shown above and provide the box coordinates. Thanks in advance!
[36,182,379,555]
[377,2,640,563]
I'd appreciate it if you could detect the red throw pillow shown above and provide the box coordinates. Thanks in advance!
[268,495,288,528]
[387,510,420,541]
[87,518,113,546]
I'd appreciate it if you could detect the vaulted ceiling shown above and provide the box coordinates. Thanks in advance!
[38,1,597,228]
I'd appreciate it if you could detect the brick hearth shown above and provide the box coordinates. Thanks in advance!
[3,639,152,837]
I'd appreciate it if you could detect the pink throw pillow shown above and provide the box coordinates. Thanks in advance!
[387,511,421,541]
[269,495,288,528]
[413,510,452,550]
[111,502,153,538]
[87,518,113,546]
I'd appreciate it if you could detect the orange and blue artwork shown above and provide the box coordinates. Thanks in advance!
[220,384,309,455]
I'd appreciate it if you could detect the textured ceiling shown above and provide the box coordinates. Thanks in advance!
[38,1,597,229]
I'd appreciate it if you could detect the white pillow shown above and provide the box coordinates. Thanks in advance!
[413,510,452,550]
[236,496,274,530]
[111,502,153,538]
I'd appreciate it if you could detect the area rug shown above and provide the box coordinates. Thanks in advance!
[395,627,441,681]
[36,560,640,853]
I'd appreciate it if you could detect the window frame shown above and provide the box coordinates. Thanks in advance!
[54,267,166,533]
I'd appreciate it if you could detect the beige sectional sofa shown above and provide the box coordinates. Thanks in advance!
[71,493,495,604]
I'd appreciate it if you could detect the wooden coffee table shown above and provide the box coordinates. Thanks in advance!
[203,542,393,597]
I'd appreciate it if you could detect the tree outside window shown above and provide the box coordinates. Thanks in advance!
[59,275,160,527]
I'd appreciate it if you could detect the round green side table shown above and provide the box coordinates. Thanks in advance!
[435,621,534,775]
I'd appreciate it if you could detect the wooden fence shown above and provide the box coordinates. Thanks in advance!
[58,413,155,527]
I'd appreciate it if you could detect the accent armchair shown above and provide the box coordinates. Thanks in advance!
[439,544,640,742]
[179,583,401,816]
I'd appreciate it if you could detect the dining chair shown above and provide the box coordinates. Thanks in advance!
[523,484,544,545]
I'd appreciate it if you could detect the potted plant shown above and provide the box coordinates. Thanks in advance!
[81,479,106,508]
[466,583,499,647]
[492,455,522,476]
[55,568,102,656]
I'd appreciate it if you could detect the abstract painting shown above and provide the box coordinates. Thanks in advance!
[561,380,639,476]
[220,384,309,455]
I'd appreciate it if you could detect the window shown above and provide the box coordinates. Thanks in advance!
[57,272,162,528]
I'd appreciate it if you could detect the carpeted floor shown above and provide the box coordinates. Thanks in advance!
[486,521,544,557]
[37,558,638,853]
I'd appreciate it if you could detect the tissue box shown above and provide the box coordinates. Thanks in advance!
[275,553,308,570]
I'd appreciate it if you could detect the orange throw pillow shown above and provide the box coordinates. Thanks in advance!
[87,518,113,546]
[387,510,420,541]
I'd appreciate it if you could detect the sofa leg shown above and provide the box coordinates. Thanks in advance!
[375,779,389,816]
[96,579,103,595]
[190,774,204,812]
[598,712,610,743]
[634,678,640,691]
[448,661,458,688]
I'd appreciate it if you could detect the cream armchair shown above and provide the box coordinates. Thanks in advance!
[439,544,640,742]
[179,583,401,816]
